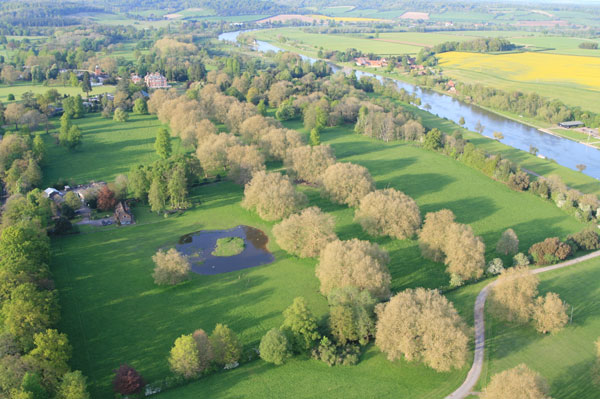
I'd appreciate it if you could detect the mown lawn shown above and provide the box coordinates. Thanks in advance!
[41,113,183,187]
[478,256,600,398]
[52,118,588,397]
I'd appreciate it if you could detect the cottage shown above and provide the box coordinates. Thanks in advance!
[558,121,584,129]
[114,201,134,225]
[43,187,61,198]
[144,72,169,89]
[355,57,388,68]
[131,74,143,84]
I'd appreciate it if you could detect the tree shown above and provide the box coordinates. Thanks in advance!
[112,364,145,396]
[152,248,191,285]
[5,103,26,130]
[328,287,376,345]
[496,228,519,256]
[487,258,504,275]
[321,162,375,207]
[481,364,550,399]
[458,116,465,125]
[168,164,188,209]
[113,108,128,122]
[475,121,485,134]
[20,372,48,399]
[56,371,90,399]
[508,171,530,191]
[528,237,571,265]
[242,171,306,221]
[354,188,421,240]
[375,288,469,371]
[273,207,337,258]
[96,186,116,211]
[443,222,486,281]
[210,324,242,366]
[80,72,91,98]
[148,177,167,214]
[196,133,239,174]
[225,144,265,185]
[309,127,321,146]
[27,329,72,387]
[259,329,291,365]
[169,334,202,379]
[33,135,46,162]
[1,283,58,350]
[155,128,172,159]
[418,209,456,262]
[284,145,336,184]
[489,266,539,324]
[192,329,213,372]
[316,239,391,299]
[423,128,442,150]
[133,98,148,115]
[257,99,267,115]
[493,131,504,140]
[281,297,320,352]
[532,292,568,334]
[66,126,82,150]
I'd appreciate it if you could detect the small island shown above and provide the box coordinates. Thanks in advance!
[211,237,245,257]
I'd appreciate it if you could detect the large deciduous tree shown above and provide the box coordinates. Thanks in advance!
[259,328,291,365]
[481,364,550,399]
[242,171,306,221]
[284,145,335,184]
[321,163,375,207]
[152,248,191,286]
[328,287,376,346]
[418,209,456,262]
[273,206,337,258]
[532,292,568,334]
[316,239,391,300]
[210,324,242,366]
[375,288,469,372]
[489,265,539,324]
[112,364,145,396]
[169,334,202,379]
[281,297,320,352]
[354,188,421,240]
[496,228,519,256]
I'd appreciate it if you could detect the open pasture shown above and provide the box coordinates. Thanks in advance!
[479,256,600,398]
[52,116,587,397]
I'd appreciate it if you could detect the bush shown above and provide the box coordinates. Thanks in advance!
[528,237,572,265]
[311,337,360,367]
[567,228,600,251]
[113,108,129,122]
[508,171,529,191]
[259,329,291,365]
[512,252,530,267]
[487,258,504,275]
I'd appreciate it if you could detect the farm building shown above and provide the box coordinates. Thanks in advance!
[558,121,584,128]
[355,57,388,68]
[114,201,133,225]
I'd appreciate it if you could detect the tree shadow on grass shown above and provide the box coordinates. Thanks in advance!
[551,359,597,399]
[423,196,498,225]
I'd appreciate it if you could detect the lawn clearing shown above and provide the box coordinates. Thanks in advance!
[41,113,183,187]
[52,119,587,397]
[479,256,600,398]
[212,237,245,256]
[0,83,115,103]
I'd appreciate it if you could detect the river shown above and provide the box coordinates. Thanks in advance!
[219,30,600,180]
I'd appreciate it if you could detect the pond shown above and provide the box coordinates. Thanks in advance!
[176,225,274,275]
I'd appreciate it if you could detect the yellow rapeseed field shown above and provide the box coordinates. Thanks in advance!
[439,51,600,91]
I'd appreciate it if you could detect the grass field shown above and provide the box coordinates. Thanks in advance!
[478,256,600,398]
[51,115,588,397]
[0,83,115,103]
[41,113,182,187]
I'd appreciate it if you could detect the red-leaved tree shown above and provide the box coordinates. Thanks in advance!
[97,185,117,211]
[112,364,145,396]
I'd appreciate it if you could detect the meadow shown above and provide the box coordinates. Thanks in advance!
[478,256,600,398]
[0,83,115,103]
[51,113,588,397]
[41,113,182,187]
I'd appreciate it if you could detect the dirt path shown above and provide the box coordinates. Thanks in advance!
[446,249,600,399]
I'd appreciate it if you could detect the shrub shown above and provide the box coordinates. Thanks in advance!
[567,228,600,251]
[487,258,504,275]
[113,108,129,122]
[259,329,291,365]
[512,252,530,267]
[354,188,421,240]
[152,248,191,285]
[273,207,337,258]
[316,239,391,299]
[321,163,375,207]
[508,171,530,191]
[528,237,571,265]
[311,337,360,367]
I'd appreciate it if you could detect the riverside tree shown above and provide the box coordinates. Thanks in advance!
[321,163,375,207]
[272,206,337,258]
[375,288,469,372]
[354,188,421,240]
[242,171,307,221]
[316,239,391,299]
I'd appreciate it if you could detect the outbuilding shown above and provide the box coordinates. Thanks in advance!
[558,121,584,128]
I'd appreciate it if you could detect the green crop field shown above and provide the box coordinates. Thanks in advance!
[0,83,115,103]
[41,113,183,187]
[478,256,600,398]
[51,112,587,397]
